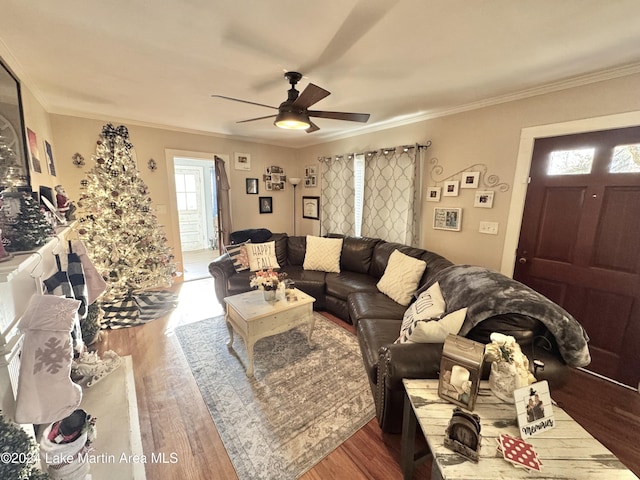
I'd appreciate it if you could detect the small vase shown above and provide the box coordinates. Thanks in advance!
[263,288,276,302]
[489,361,517,403]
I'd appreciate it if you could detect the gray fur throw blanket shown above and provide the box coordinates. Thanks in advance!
[419,265,591,368]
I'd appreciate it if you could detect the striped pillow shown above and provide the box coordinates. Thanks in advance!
[225,241,251,272]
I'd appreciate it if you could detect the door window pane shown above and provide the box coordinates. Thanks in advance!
[547,148,594,175]
[610,144,640,173]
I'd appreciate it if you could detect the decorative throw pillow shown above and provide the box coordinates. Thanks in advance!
[246,241,280,271]
[396,307,468,344]
[376,249,427,306]
[225,241,251,272]
[398,282,446,334]
[303,235,343,273]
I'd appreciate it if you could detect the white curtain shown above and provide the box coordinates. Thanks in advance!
[361,148,420,245]
[320,157,356,236]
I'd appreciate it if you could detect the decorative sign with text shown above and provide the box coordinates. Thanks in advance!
[514,380,555,439]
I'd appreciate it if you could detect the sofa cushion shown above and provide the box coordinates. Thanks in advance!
[397,308,468,344]
[230,228,272,244]
[467,313,546,346]
[224,241,251,273]
[303,236,343,273]
[377,250,427,306]
[348,291,408,327]
[325,271,379,301]
[246,241,280,271]
[286,236,306,266]
[339,236,380,274]
[269,233,289,267]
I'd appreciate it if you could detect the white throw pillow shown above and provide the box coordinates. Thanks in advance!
[246,241,280,271]
[396,308,468,344]
[303,236,343,273]
[398,282,446,334]
[376,249,427,306]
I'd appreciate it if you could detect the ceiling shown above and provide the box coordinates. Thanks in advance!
[2,0,640,148]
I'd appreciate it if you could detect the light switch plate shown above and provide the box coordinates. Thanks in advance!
[479,221,499,235]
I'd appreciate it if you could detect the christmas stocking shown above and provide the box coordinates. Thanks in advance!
[71,240,107,304]
[43,259,85,355]
[15,294,83,425]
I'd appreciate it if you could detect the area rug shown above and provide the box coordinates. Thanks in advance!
[175,313,375,480]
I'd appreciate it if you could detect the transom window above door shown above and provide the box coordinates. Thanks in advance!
[547,148,594,175]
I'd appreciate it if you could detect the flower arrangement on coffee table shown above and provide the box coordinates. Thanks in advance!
[249,269,287,291]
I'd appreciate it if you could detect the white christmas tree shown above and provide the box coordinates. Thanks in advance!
[76,124,177,300]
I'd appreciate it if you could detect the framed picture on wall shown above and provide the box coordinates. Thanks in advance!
[461,171,480,188]
[259,196,272,214]
[433,207,462,231]
[234,152,251,171]
[443,180,459,197]
[474,190,494,208]
[302,196,320,220]
[426,186,441,202]
[246,178,258,194]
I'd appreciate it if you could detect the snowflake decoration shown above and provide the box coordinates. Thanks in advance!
[34,337,71,374]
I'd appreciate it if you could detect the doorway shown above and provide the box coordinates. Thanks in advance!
[514,126,640,387]
[173,157,219,281]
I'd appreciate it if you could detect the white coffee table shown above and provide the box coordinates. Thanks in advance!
[402,379,638,479]
[223,288,316,376]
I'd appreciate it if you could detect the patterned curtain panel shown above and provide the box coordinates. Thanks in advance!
[361,148,420,245]
[320,157,356,236]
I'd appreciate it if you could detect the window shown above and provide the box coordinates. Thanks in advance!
[547,148,594,175]
[353,154,365,236]
[175,173,198,211]
[610,143,640,173]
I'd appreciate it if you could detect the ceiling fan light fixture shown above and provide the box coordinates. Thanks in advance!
[274,111,310,130]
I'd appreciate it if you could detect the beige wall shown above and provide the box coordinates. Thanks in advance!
[297,73,640,270]
[15,70,640,276]
[48,115,299,277]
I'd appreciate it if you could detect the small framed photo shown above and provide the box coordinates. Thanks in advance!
[443,180,460,197]
[246,178,259,194]
[433,207,462,231]
[474,190,494,208]
[234,152,251,171]
[305,175,317,187]
[44,140,56,176]
[461,171,480,189]
[259,196,272,214]
[302,196,320,220]
[305,165,317,176]
[426,186,441,202]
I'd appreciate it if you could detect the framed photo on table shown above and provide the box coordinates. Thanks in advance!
[302,196,320,220]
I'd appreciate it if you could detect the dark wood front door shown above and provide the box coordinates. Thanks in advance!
[514,126,640,387]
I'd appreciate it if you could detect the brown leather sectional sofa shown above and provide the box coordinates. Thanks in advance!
[209,232,572,433]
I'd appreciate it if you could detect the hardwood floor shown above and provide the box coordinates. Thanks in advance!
[96,278,640,479]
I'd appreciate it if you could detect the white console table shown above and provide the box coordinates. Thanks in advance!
[0,225,74,422]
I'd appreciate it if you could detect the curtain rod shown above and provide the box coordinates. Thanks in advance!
[318,141,431,162]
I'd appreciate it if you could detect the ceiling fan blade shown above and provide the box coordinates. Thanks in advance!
[300,0,400,74]
[292,83,330,109]
[237,114,277,124]
[211,94,277,110]
[308,110,370,123]
[305,120,320,133]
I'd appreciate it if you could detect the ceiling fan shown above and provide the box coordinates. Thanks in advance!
[211,71,370,133]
